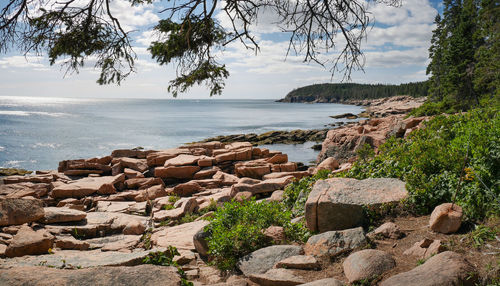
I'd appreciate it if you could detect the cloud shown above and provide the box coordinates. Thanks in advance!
[0,55,46,69]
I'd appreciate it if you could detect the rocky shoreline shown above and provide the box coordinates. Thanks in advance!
[0,95,491,286]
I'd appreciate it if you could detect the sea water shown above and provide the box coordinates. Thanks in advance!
[0,96,363,170]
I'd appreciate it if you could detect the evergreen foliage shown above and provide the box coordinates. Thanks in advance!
[414,0,499,115]
[278,82,428,103]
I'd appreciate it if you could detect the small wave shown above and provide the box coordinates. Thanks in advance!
[32,142,61,149]
[2,160,23,167]
[0,146,4,152]
[0,111,71,117]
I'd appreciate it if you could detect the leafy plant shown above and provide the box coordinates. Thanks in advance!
[142,246,179,266]
[466,224,498,248]
[205,198,311,271]
[342,109,500,220]
[282,169,331,216]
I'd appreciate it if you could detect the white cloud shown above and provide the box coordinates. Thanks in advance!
[0,55,46,69]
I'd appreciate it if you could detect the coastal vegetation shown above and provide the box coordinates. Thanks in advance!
[278,82,429,103]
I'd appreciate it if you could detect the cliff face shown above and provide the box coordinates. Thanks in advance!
[277,82,428,103]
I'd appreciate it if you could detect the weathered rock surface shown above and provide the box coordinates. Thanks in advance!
[42,207,87,224]
[305,178,407,232]
[0,198,45,226]
[50,174,124,199]
[5,226,54,257]
[343,249,395,283]
[238,245,303,276]
[0,182,49,198]
[249,268,305,286]
[380,251,477,286]
[403,238,445,259]
[151,220,209,250]
[298,278,345,286]
[275,255,320,270]
[429,203,463,234]
[372,222,403,239]
[304,227,366,257]
[0,265,181,286]
[230,176,294,198]
[314,157,339,173]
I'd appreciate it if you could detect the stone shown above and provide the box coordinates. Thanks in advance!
[213,171,239,186]
[50,174,125,199]
[42,207,87,224]
[373,222,403,239]
[314,157,339,173]
[193,229,210,256]
[124,168,144,179]
[153,197,198,222]
[154,166,200,179]
[0,182,49,198]
[263,226,285,243]
[263,171,310,180]
[265,154,288,164]
[95,201,146,215]
[249,268,305,286]
[343,249,395,283]
[237,245,303,276]
[55,235,90,250]
[429,203,463,234]
[275,255,320,270]
[151,220,210,250]
[0,248,165,268]
[164,154,202,167]
[193,166,220,179]
[305,178,407,232]
[146,149,191,166]
[111,214,146,235]
[0,198,45,226]
[172,181,204,196]
[2,174,53,184]
[0,265,181,285]
[101,235,141,252]
[125,177,164,189]
[114,157,149,173]
[403,238,445,259]
[197,156,215,167]
[304,227,366,257]
[234,160,272,179]
[5,226,54,257]
[215,151,236,163]
[230,176,294,198]
[173,250,196,265]
[269,190,284,202]
[134,185,167,202]
[380,251,477,286]
[299,278,345,286]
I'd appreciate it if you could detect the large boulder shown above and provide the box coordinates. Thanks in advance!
[50,174,125,199]
[0,198,45,226]
[380,251,477,286]
[304,227,366,257]
[154,166,200,179]
[0,265,181,286]
[5,226,54,257]
[305,178,407,232]
[0,182,50,198]
[234,160,272,179]
[237,245,303,276]
[343,249,395,283]
[429,203,463,234]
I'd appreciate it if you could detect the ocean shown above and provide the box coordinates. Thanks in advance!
[0,96,363,171]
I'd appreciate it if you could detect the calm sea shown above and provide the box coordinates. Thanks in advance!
[0,96,363,171]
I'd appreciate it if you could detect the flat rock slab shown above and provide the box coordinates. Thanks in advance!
[238,245,303,276]
[151,220,209,250]
[249,268,305,286]
[304,227,366,257]
[299,278,345,286]
[0,265,181,286]
[0,249,162,268]
[275,255,320,270]
[0,198,45,226]
[380,251,477,286]
[305,178,407,232]
[42,207,87,224]
[51,174,124,199]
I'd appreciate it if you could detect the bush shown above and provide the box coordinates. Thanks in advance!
[205,198,311,271]
[343,108,499,220]
[282,169,331,217]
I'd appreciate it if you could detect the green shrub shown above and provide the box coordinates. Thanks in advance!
[282,169,331,216]
[343,108,500,220]
[142,246,179,266]
[205,198,311,271]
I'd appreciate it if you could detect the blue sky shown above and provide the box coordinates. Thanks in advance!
[0,0,442,99]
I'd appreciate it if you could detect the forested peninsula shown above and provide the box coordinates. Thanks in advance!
[277,82,429,103]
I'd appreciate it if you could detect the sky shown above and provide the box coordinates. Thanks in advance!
[0,0,441,99]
